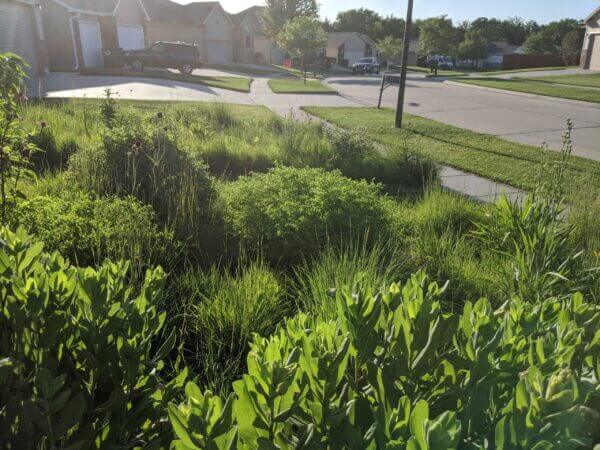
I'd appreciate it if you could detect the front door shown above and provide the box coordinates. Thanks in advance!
[79,21,103,68]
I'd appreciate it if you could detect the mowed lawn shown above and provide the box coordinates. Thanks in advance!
[527,73,600,88]
[303,106,600,192]
[80,68,253,92]
[455,77,600,103]
[268,78,336,94]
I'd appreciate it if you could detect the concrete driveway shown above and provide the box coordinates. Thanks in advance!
[326,74,600,161]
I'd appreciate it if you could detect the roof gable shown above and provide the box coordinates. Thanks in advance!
[585,7,600,24]
[50,0,149,19]
[142,0,232,26]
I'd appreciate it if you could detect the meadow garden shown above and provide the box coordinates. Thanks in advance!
[2,53,600,448]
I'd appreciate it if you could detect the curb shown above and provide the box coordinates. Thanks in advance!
[444,80,600,109]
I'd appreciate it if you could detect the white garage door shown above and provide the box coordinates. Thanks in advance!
[590,35,600,71]
[344,50,364,66]
[79,20,103,68]
[0,1,39,93]
[207,41,232,64]
[117,24,145,50]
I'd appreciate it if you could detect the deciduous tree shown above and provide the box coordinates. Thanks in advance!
[458,29,490,69]
[262,0,319,40]
[277,17,327,83]
[377,36,403,69]
[418,16,457,57]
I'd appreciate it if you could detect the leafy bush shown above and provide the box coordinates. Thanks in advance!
[9,192,176,279]
[0,228,186,447]
[170,271,600,448]
[70,108,216,242]
[171,261,288,392]
[220,167,397,263]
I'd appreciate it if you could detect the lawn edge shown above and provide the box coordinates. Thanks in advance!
[447,79,600,107]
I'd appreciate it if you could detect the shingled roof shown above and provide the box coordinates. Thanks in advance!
[229,5,262,25]
[142,0,232,25]
[52,0,119,14]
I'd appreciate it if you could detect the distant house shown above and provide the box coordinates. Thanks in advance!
[143,0,234,65]
[40,0,150,70]
[581,6,600,70]
[0,0,47,93]
[326,32,378,66]
[481,41,521,69]
[230,6,283,65]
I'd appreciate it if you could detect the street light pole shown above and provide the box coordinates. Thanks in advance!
[395,0,414,128]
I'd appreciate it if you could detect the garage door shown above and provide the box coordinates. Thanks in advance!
[0,1,39,94]
[344,50,364,66]
[117,24,145,51]
[79,20,103,68]
[207,40,232,64]
[590,35,600,71]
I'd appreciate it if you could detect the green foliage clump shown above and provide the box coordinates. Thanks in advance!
[70,108,216,242]
[220,167,396,263]
[9,191,176,279]
[0,227,186,448]
[171,261,288,392]
[170,271,600,448]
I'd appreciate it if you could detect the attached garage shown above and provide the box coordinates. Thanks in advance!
[117,24,145,50]
[207,40,232,64]
[0,0,44,93]
[588,35,600,71]
[79,20,103,67]
[582,7,600,70]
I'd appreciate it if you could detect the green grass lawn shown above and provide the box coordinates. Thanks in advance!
[302,106,600,192]
[526,73,600,88]
[268,78,336,94]
[80,68,253,92]
[480,66,576,76]
[205,64,278,76]
[454,77,600,103]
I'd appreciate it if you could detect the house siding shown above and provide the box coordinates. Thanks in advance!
[204,6,233,63]
[582,13,600,69]
[40,0,74,69]
[115,0,143,25]
[233,13,254,63]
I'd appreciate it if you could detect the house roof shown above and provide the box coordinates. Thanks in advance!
[488,41,520,55]
[142,0,232,26]
[229,5,262,25]
[585,7,600,24]
[50,0,150,19]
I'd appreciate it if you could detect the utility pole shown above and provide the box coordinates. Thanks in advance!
[395,0,414,128]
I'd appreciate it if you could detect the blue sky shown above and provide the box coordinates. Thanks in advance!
[196,0,599,24]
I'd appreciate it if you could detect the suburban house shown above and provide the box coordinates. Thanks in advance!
[581,6,600,70]
[326,32,378,67]
[480,41,521,69]
[143,0,234,65]
[230,5,283,65]
[40,0,150,70]
[0,0,48,93]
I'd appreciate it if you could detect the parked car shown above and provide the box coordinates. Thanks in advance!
[123,42,202,74]
[352,57,380,74]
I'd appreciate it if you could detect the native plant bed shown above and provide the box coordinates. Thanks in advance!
[79,67,253,92]
[3,53,600,447]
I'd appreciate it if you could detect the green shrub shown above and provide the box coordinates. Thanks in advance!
[170,261,288,392]
[220,167,396,263]
[0,228,186,447]
[170,272,600,448]
[70,108,216,242]
[9,191,176,279]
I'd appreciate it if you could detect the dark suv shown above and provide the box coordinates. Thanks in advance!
[123,42,202,74]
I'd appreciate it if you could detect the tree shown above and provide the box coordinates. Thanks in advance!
[418,16,457,57]
[334,8,383,38]
[523,19,580,55]
[377,36,403,69]
[560,29,584,65]
[458,29,489,69]
[277,17,327,83]
[262,0,319,40]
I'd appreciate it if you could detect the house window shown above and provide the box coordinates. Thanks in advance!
[245,34,252,49]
